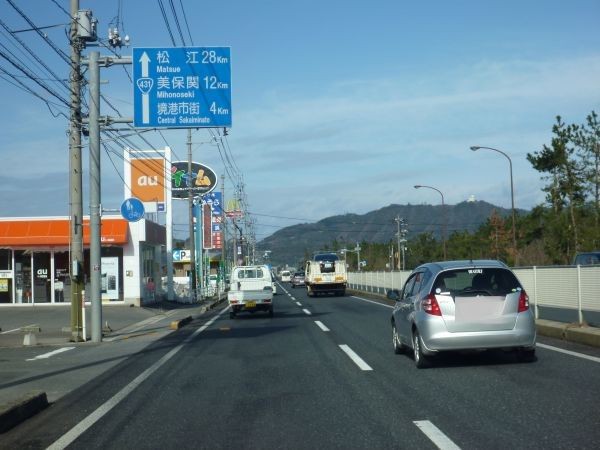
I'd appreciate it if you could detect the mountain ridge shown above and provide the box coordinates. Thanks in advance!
[258,200,521,266]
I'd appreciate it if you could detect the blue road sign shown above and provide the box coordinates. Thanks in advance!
[121,197,145,222]
[133,47,231,128]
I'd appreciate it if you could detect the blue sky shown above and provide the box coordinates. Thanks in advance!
[1,0,599,241]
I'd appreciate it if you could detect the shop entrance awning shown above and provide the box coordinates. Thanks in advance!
[0,217,129,246]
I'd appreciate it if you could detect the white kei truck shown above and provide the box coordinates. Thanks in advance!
[227,265,274,318]
[304,253,347,297]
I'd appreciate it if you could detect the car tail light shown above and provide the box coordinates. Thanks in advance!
[263,286,273,291]
[518,290,529,312]
[264,299,271,303]
[422,293,442,316]
[230,300,238,304]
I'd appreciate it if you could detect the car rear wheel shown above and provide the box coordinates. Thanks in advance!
[392,323,404,354]
[413,330,431,368]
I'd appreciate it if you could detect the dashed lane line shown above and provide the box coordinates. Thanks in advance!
[413,420,461,450]
[296,302,302,307]
[338,344,373,371]
[314,321,330,332]
[302,308,312,316]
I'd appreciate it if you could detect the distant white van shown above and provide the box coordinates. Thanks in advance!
[280,270,291,282]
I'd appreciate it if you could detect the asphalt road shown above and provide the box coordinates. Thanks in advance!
[1,283,599,449]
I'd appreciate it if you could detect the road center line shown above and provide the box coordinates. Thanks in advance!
[537,343,600,363]
[338,344,373,371]
[413,420,461,450]
[302,308,312,316]
[314,321,330,332]
[48,308,227,450]
[296,302,302,307]
[27,347,75,361]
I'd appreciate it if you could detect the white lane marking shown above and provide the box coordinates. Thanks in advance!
[296,302,302,307]
[338,344,373,371]
[537,343,600,363]
[1,323,39,334]
[302,308,312,316]
[314,321,330,332]
[351,295,393,309]
[414,420,461,450]
[290,297,296,301]
[26,347,75,361]
[48,308,227,450]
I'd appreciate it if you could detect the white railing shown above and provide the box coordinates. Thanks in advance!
[348,266,600,323]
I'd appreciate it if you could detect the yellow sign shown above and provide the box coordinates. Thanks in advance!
[0,279,8,292]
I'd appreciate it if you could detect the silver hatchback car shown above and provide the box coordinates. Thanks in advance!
[390,260,536,368]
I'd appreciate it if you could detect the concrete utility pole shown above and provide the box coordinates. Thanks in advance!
[84,53,132,342]
[69,0,84,341]
[88,51,102,342]
[187,129,197,301]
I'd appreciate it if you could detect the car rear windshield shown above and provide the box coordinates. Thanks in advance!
[314,254,339,262]
[433,268,521,296]
[237,268,264,279]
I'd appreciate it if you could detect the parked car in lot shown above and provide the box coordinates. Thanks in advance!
[290,271,305,288]
[390,260,536,368]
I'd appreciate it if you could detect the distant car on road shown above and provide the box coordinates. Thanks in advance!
[572,251,600,266]
[280,270,291,282]
[290,272,305,288]
[390,260,536,368]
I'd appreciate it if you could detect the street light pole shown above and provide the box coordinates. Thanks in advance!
[470,146,518,265]
[414,185,447,260]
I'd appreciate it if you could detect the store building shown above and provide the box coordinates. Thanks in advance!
[0,215,165,306]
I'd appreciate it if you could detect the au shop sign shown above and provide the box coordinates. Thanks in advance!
[171,162,217,199]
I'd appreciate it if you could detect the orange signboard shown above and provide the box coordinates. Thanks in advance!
[131,158,165,202]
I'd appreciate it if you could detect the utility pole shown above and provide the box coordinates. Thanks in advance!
[187,129,197,302]
[69,0,84,342]
[355,242,361,271]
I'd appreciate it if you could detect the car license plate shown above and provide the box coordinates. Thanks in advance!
[245,301,256,308]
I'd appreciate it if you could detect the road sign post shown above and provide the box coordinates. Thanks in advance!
[133,47,232,128]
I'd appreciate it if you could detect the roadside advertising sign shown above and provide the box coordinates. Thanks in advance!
[171,161,217,199]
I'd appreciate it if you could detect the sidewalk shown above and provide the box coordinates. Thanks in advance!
[0,296,226,434]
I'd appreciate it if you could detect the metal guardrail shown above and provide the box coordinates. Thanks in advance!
[347,266,600,324]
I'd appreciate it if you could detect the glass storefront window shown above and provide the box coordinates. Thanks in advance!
[0,249,12,303]
[54,251,71,303]
[33,252,51,303]
[14,250,32,304]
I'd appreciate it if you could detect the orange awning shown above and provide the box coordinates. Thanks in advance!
[0,218,129,246]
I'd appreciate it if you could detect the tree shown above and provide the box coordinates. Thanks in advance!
[573,111,600,245]
[527,116,586,254]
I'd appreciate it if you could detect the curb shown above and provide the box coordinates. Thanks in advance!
[170,315,193,330]
[0,391,48,434]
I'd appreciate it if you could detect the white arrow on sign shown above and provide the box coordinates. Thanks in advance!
[139,52,151,124]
